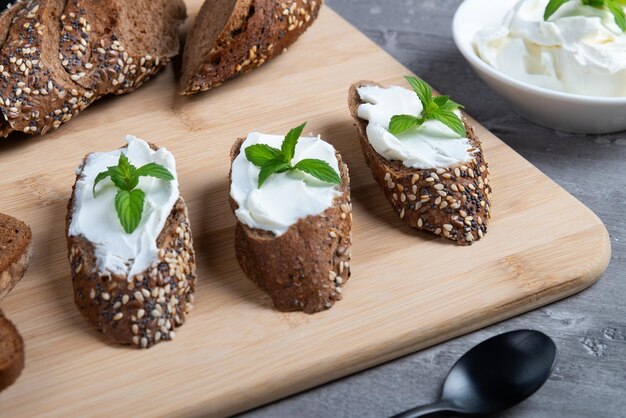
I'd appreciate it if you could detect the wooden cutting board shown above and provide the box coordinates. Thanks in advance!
[0,3,611,417]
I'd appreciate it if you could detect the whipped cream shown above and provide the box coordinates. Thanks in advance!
[230,132,342,236]
[357,85,472,169]
[69,135,179,278]
[474,0,626,97]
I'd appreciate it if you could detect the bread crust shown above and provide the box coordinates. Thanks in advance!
[229,137,352,314]
[0,0,186,138]
[59,0,186,97]
[66,147,197,349]
[348,81,492,245]
[181,0,323,95]
[0,213,33,301]
[0,309,24,393]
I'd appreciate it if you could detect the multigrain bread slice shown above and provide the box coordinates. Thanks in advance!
[0,310,24,393]
[348,81,492,246]
[180,0,323,95]
[58,0,186,97]
[229,137,352,314]
[0,0,186,138]
[0,213,33,301]
[66,145,196,349]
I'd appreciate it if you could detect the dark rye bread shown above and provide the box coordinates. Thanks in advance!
[67,146,196,349]
[0,0,96,136]
[0,310,24,393]
[229,137,352,314]
[348,81,493,246]
[0,213,33,301]
[0,0,26,137]
[0,0,185,138]
[58,0,186,97]
[180,0,323,95]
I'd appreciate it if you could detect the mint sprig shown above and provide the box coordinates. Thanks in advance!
[544,0,626,31]
[244,123,342,188]
[93,153,175,234]
[389,76,466,138]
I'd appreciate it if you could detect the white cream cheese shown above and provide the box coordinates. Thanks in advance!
[230,132,342,236]
[474,0,626,96]
[357,85,473,169]
[69,135,179,278]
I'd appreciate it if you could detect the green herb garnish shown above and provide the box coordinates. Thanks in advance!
[389,76,466,138]
[544,0,626,31]
[244,122,342,188]
[93,154,175,234]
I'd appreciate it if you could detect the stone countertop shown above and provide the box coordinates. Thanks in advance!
[242,1,626,417]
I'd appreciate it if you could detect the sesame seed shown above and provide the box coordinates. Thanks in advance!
[113,313,123,321]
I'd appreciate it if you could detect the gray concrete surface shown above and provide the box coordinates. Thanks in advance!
[240,1,626,417]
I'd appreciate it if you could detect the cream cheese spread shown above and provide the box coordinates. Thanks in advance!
[69,135,179,278]
[474,0,626,96]
[230,132,342,237]
[357,85,473,169]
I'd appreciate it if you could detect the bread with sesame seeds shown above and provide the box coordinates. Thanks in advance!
[0,213,33,302]
[58,0,186,97]
[0,309,25,393]
[0,0,97,136]
[229,137,353,314]
[66,142,197,349]
[0,0,186,138]
[348,81,493,246]
[180,0,323,95]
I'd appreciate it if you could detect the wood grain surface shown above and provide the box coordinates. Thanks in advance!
[0,2,612,417]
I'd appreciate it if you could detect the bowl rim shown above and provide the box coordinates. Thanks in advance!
[452,0,626,105]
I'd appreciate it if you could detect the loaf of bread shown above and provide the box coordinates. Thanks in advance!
[0,213,33,301]
[348,81,492,245]
[229,136,352,313]
[66,141,197,348]
[0,0,186,138]
[180,0,323,95]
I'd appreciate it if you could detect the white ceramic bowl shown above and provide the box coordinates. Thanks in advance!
[452,0,626,134]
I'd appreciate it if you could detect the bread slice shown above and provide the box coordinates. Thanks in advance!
[0,213,33,301]
[0,0,186,138]
[229,137,352,314]
[58,0,186,97]
[348,81,492,246]
[180,0,323,95]
[0,310,24,393]
[66,146,197,349]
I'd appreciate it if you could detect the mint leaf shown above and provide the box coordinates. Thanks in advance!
[430,109,467,138]
[258,159,290,188]
[607,0,626,31]
[544,0,570,20]
[389,115,421,136]
[294,159,342,185]
[245,144,285,167]
[405,76,433,109]
[247,123,342,189]
[281,122,307,162]
[115,189,145,234]
[135,162,175,180]
[93,146,175,234]
[93,169,113,197]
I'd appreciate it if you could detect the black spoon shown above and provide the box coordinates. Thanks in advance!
[391,330,557,418]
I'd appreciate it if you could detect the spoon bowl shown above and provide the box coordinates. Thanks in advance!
[392,330,557,418]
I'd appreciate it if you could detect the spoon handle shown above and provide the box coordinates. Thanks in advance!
[390,399,458,418]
